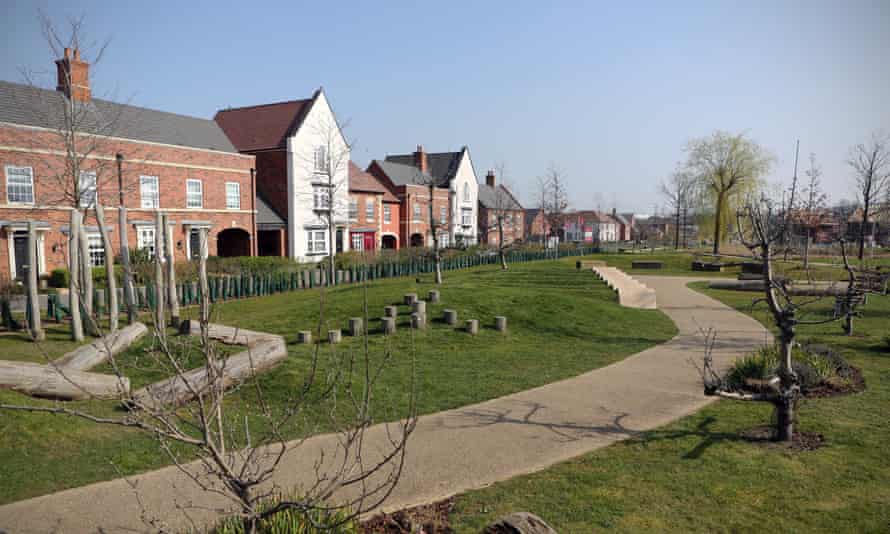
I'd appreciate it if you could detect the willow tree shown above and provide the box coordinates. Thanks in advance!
[685,131,773,254]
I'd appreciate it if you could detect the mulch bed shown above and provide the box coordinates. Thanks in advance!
[741,425,826,452]
[361,498,455,533]
[803,365,866,398]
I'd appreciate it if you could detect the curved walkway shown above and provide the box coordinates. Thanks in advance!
[0,277,769,533]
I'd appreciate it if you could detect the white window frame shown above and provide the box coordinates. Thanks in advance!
[313,185,331,210]
[413,203,421,222]
[462,208,472,226]
[186,179,203,209]
[439,206,447,225]
[78,170,97,208]
[349,199,358,221]
[440,233,449,248]
[463,183,469,202]
[137,225,156,258]
[306,229,327,254]
[313,146,328,173]
[87,232,105,267]
[5,165,35,204]
[140,175,160,209]
[225,182,240,210]
[365,198,375,221]
[351,232,364,251]
[383,204,392,224]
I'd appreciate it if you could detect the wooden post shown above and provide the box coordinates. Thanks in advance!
[163,214,180,327]
[348,317,363,336]
[68,210,84,341]
[412,300,426,315]
[404,293,418,305]
[443,309,457,326]
[381,316,396,335]
[153,211,165,333]
[466,319,479,335]
[78,224,96,335]
[495,315,507,333]
[297,330,312,344]
[410,312,426,330]
[328,329,342,344]
[428,289,440,303]
[26,221,44,341]
[95,204,118,332]
[384,305,398,318]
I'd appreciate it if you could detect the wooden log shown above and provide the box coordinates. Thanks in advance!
[118,203,137,324]
[95,203,119,332]
[68,210,84,341]
[0,360,129,400]
[495,315,507,333]
[78,225,94,331]
[163,214,180,327]
[54,322,148,371]
[443,309,458,326]
[428,289,440,303]
[381,317,396,335]
[348,317,363,336]
[404,293,418,305]
[27,221,44,341]
[178,320,278,346]
[153,211,165,331]
[131,338,286,409]
[466,319,479,334]
[410,312,426,330]
[297,330,313,344]
[384,305,398,318]
[328,329,342,344]
[412,300,426,315]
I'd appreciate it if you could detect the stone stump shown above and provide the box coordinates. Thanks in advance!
[411,312,426,330]
[384,305,398,318]
[404,293,418,306]
[483,512,557,534]
[466,319,479,334]
[328,329,342,344]
[381,317,396,335]
[348,317,363,336]
[443,309,457,325]
[428,289,440,303]
[412,300,426,315]
[297,330,312,344]
[495,316,507,332]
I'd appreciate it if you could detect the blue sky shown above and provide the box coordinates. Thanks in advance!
[2,0,888,213]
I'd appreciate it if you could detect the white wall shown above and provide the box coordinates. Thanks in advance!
[449,149,478,245]
[286,91,351,262]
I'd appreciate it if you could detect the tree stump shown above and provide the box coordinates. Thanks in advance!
[466,319,479,334]
[495,315,507,333]
[443,309,457,325]
[381,316,396,335]
[404,293,418,306]
[328,329,342,344]
[412,300,426,315]
[483,512,557,534]
[348,317,363,336]
[411,312,426,330]
[384,305,398,318]
[428,289,440,303]
[297,330,312,344]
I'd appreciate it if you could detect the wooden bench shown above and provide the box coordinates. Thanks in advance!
[631,260,663,270]
[692,260,725,272]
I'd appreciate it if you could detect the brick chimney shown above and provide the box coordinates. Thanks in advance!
[56,47,91,102]
[413,145,428,174]
[486,169,496,187]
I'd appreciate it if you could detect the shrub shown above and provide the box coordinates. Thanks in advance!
[210,501,357,534]
[725,343,853,393]
[49,268,69,288]
[724,345,778,390]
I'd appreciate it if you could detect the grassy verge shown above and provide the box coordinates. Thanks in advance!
[0,258,676,505]
[448,283,890,532]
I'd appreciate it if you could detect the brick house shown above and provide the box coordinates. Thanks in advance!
[523,208,550,243]
[477,170,524,246]
[367,159,450,248]
[215,89,351,261]
[384,145,479,246]
[347,162,400,251]
[0,49,256,281]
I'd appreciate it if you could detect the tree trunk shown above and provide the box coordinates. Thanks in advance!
[499,219,508,270]
[118,205,137,324]
[163,214,179,327]
[153,211,165,334]
[0,360,129,400]
[95,204,118,332]
[775,330,797,442]
[858,202,869,261]
[674,203,681,249]
[78,224,96,335]
[802,230,811,270]
[712,191,724,255]
[68,210,84,342]
[27,221,44,341]
[429,184,443,284]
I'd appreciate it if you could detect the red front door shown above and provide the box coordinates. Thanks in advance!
[363,232,375,251]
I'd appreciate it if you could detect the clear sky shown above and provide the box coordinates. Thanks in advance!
[2,0,888,213]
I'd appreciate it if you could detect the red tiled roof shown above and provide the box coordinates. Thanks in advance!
[214,93,317,152]
[349,162,398,202]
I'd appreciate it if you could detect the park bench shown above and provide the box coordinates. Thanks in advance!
[692,260,725,272]
[631,260,663,270]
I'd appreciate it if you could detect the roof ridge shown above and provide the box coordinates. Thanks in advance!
[217,97,313,113]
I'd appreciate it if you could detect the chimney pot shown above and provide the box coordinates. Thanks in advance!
[486,170,496,187]
[73,48,81,61]
[413,145,428,174]
[64,47,71,58]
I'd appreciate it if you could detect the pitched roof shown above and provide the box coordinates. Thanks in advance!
[371,159,439,187]
[214,92,317,152]
[575,210,615,224]
[385,148,466,186]
[256,195,285,226]
[477,183,523,210]
[611,213,630,225]
[524,208,543,226]
[349,162,398,202]
[0,80,239,152]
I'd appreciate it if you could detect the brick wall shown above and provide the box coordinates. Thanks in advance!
[479,207,525,245]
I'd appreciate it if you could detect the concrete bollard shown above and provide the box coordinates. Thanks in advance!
[384,305,398,318]
[348,317,363,336]
[328,329,342,344]
[443,309,457,325]
[381,316,396,335]
[412,300,426,315]
[428,289,440,303]
[495,316,507,333]
[404,293,418,306]
[297,330,313,344]
[466,319,479,335]
[411,312,426,330]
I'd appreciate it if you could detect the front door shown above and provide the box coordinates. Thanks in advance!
[363,232,375,251]
[189,229,201,260]
[336,228,344,253]
[13,232,28,279]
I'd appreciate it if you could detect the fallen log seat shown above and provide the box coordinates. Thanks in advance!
[0,360,130,400]
[178,320,279,346]
[53,322,148,371]
[631,260,663,270]
[692,260,725,272]
[131,337,287,409]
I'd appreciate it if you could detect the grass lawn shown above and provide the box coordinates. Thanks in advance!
[448,282,890,532]
[0,258,676,505]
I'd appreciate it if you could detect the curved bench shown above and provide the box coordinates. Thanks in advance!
[591,266,657,309]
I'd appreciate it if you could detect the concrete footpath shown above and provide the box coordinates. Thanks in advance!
[0,276,769,533]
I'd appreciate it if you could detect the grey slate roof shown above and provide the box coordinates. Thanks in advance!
[385,149,463,186]
[257,195,285,227]
[372,160,437,186]
[478,184,523,210]
[0,80,238,153]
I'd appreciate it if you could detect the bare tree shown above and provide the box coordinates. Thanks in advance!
[537,163,569,250]
[685,131,774,254]
[847,132,890,260]
[659,167,696,249]
[794,153,829,268]
[483,163,521,270]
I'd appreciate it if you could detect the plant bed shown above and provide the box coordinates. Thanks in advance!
[361,498,455,533]
[740,425,826,452]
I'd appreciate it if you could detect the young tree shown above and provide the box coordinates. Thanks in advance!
[847,132,890,260]
[659,168,696,249]
[796,153,829,268]
[684,131,774,254]
[486,163,520,270]
[537,163,569,250]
